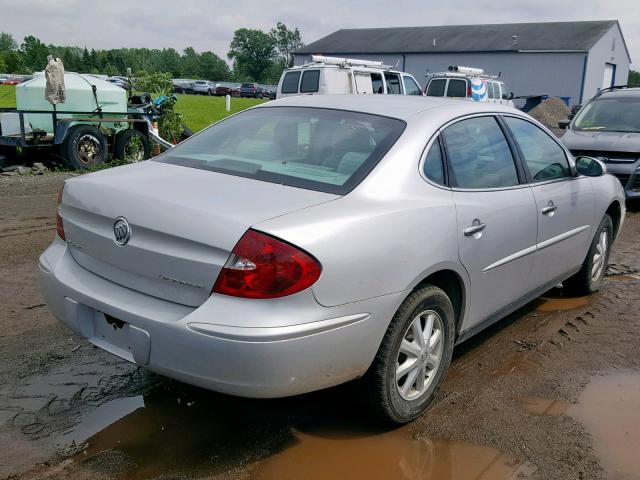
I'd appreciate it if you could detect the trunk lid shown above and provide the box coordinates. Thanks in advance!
[61,161,338,307]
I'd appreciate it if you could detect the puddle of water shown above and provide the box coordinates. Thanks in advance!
[571,372,640,480]
[535,296,590,312]
[519,397,570,417]
[59,395,144,445]
[253,431,536,480]
[63,385,536,480]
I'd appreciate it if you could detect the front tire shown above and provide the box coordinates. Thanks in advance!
[366,285,455,423]
[564,214,613,295]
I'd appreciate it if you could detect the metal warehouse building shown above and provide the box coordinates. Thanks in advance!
[294,20,631,106]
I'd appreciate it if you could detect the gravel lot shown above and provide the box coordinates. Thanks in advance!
[1,172,639,480]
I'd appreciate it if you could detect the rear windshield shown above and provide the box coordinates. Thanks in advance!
[241,83,254,88]
[155,107,406,195]
[426,79,446,96]
[282,71,301,94]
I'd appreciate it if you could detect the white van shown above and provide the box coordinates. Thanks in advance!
[276,55,423,99]
[424,66,514,106]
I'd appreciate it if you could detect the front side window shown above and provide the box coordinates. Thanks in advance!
[504,117,571,182]
[423,138,445,185]
[442,116,519,189]
[385,73,402,94]
[281,72,301,94]
[402,75,422,96]
[500,84,509,100]
[573,97,640,133]
[426,79,446,97]
[300,70,320,93]
[155,107,406,195]
[447,79,467,98]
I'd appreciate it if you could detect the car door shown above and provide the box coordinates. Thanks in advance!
[441,116,539,330]
[502,116,594,286]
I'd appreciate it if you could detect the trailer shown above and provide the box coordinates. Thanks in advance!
[0,69,176,169]
[0,104,173,169]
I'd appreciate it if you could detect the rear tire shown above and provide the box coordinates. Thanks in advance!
[365,285,455,423]
[61,125,108,169]
[563,214,613,295]
[113,129,150,162]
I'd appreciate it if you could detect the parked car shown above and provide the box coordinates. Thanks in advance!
[214,82,235,96]
[2,77,21,85]
[192,80,215,95]
[425,66,514,106]
[173,79,194,94]
[40,95,624,423]
[559,86,640,199]
[277,55,423,99]
[239,82,264,98]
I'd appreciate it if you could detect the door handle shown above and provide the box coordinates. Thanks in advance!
[464,219,486,236]
[542,202,558,215]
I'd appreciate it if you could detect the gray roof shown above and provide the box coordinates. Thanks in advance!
[296,21,619,55]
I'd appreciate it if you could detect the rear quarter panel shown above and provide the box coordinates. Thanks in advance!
[254,116,469,308]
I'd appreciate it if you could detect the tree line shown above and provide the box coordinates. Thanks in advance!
[0,22,303,84]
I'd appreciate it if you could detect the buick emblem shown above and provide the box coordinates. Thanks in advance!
[113,217,131,246]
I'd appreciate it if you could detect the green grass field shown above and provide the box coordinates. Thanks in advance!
[0,85,264,132]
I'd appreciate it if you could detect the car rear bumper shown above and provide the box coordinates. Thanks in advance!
[38,239,402,398]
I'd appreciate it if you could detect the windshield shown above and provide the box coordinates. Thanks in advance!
[155,107,406,195]
[574,97,640,133]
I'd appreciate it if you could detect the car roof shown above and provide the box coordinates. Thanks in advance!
[596,87,640,99]
[258,94,518,120]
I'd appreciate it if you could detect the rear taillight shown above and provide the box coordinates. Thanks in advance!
[467,85,472,97]
[56,188,65,241]
[212,230,321,299]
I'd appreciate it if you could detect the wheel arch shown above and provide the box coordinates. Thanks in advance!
[605,200,622,239]
[411,267,468,336]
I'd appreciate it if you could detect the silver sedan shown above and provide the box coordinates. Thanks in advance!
[39,95,625,423]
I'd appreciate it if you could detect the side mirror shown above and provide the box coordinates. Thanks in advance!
[558,119,570,130]
[508,92,514,100]
[575,156,606,177]
[568,104,582,120]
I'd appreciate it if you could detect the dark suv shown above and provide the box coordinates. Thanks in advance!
[239,83,263,98]
[560,86,640,199]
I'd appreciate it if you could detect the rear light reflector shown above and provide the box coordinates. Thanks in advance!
[212,230,321,299]
[56,189,65,241]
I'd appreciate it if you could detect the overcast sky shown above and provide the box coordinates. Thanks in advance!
[0,0,637,68]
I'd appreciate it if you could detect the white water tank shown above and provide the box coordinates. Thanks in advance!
[16,72,127,133]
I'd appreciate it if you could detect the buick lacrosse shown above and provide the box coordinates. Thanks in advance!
[39,95,624,422]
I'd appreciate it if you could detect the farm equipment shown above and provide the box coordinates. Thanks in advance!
[0,62,184,169]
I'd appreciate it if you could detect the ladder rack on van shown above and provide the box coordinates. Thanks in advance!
[301,55,393,71]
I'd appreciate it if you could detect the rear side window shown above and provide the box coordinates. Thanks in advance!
[442,116,519,189]
[447,79,467,98]
[426,79,446,96]
[504,117,571,182]
[281,72,301,94]
[423,138,445,185]
[155,107,406,195]
[385,73,402,94]
[487,82,495,99]
[300,70,320,93]
[402,76,422,96]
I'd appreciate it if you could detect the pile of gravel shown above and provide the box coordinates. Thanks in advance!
[527,97,571,137]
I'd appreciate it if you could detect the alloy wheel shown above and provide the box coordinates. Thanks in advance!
[591,229,608,282]
[395,310,444,401]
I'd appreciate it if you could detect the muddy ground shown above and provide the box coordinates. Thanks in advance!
[1,172,639,480]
